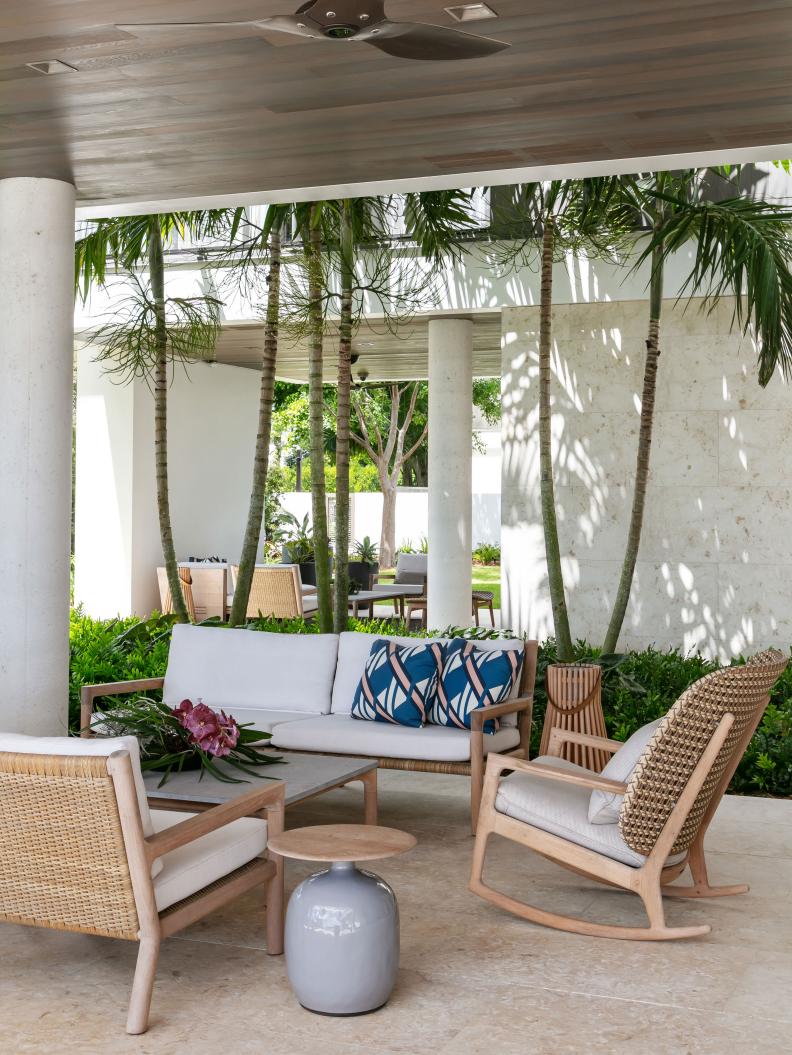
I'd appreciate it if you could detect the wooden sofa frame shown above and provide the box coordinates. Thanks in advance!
[80,640,539,836]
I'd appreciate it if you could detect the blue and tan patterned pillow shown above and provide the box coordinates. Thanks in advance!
[351,639,443,728]
[427,640,523,733]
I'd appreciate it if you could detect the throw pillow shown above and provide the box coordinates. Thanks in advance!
[351,639,443,728]
[427,639,524,733]
[587,718,663,825]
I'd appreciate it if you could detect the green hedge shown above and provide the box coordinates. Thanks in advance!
[69,610,792,797]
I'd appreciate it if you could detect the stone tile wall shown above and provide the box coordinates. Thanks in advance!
[501,297,792,659]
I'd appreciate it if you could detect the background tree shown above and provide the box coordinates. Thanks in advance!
[603,169,792,652]
[75,212,229,622]
[350,381,428,568]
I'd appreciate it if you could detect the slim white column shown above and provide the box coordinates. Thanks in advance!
[0,177,76,733]
[427,317,473,629]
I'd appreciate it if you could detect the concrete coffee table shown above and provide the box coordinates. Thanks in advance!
[268,824,417,1016]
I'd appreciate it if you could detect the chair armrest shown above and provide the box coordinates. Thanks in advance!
[470,694,532,731]
[547,728,623,757]
[80,678,165,736]
[144,781,286,863]
[484,753,627,794]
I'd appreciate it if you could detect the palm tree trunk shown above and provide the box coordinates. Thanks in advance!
[149,219,188,623]
[229,227,281,626]
[538,218,574,660]
[333,201,353,632]
[305,215,333,631]
[603,238,664,654]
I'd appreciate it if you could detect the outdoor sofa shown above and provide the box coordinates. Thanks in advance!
[82,624,538,831]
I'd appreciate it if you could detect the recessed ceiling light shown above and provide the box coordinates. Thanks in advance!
[25,59,78,75]
[444,3,499,22]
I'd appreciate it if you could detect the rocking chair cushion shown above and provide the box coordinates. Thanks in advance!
[587,719,663,825]
[495,755,685,868]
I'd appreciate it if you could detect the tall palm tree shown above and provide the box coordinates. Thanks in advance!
[602,170,792,652]
[228,205,289,626]
[75,211,230,622]
[493,181,630,660]
[333,198,355,631]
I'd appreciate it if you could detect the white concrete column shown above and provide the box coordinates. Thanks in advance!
[427,317,473,629]
[0,177,75,734]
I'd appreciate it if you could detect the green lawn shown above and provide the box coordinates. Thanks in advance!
[472,564,501,609]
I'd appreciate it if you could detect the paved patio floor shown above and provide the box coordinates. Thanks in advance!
[2,771,790,1054]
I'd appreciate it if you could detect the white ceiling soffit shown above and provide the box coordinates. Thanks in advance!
[75,141,792,220]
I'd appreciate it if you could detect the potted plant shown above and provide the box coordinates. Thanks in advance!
[278,511,332,587]
[348,536,379,591]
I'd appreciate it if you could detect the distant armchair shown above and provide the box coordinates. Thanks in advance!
[229,564,318,620]
[470,649,787,940]
[0,734,284,1034]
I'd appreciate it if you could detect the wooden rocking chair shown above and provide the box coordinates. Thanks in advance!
[470,649,786,940]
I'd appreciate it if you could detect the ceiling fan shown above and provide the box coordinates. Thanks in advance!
[117,1,510,61]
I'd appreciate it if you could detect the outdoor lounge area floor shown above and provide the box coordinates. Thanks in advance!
[2,772,791,1055]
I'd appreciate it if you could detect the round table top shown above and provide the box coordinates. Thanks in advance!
[268,824,417,863]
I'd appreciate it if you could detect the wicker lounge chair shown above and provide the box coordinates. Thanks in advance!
[229,564,318,620]
[0,736,285,1033]
[470,649,787,940]
[156,566,196,621]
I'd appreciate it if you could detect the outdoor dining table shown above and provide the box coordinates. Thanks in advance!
[347,585,423,618]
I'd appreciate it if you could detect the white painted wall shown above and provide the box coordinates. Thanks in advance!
[501,296,792,660]
[75,355,262,618]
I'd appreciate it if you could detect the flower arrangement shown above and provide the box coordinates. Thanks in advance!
[91,696,283,786]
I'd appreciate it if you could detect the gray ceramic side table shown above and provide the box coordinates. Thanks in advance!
[268,824,417,1016]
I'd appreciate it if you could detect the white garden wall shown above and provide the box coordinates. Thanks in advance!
[501,296,792,660]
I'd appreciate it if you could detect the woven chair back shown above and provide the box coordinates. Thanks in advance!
[0,752,140,939]
[619,649,787,858]
[243,565,304,619]
[189,566,227,621]
[157,566,197,621]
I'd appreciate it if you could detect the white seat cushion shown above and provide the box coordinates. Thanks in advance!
[163,624,339,715]
[332,632,526,726]
[588,719,663,824]
[270,713,520,762]
[495,756,685,869]
[220,708,320,735]
[151,809,268,912]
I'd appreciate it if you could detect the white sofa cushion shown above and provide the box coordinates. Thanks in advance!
[332,632,526,725]
[588,719,663,825]
[217,708,318,736]
[163,624,339,716]
[270,713,520,762]
[495,755,685,868]
[150,809,268,911]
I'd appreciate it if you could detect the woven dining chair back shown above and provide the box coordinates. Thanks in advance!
[235,565,304,619]
[157,567,196,622]
[619,648,786,858]
[0,752,139,939]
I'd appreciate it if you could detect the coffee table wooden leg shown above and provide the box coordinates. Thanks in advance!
[361,770,378,825]
[263,799,285,955]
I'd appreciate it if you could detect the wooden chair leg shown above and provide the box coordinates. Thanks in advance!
[662,837,749,899]
[127,935,160,1035]
[474,603,480,627]
[488,601,495,627]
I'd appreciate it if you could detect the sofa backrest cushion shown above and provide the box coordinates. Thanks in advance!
[394,553,428,585]
[332,632,525,723]
[163,625,339,715]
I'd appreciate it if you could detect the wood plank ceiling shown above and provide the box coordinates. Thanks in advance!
[200,313,503,381]
[4,1,792,209]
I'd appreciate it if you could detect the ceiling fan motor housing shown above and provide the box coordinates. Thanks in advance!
[296,0,387,37]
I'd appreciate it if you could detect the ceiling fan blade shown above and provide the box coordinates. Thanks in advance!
[358,20,509,60]
[116,16,319,39]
